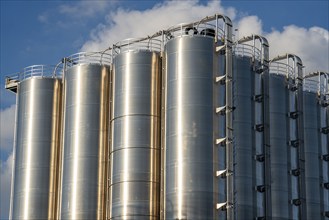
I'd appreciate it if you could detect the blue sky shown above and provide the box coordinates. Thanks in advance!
[0,0,328,219]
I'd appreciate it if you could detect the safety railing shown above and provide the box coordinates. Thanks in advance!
[65,51,112,67]
[303,78,320,93]
[269,62,295,79]
[113,38,162,55]
[6,64,62,83]
[234,44,261,60]
[165,22,225,39]
[303,72,329,95]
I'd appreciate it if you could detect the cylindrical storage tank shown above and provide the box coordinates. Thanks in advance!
[233,54,260,219]
[164,35,216,219]
[10,65,62,220]
[109,42,161,219]
[303,91,323,219]
[269,55,306,220]
[60,53,110,219]
[303,73,329,219]
[268,73,290,219]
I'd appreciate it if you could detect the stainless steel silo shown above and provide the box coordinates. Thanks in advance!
[9,65,62,220]
[59,52,110,219]
[233,35,269,219]
[164,31,215,220]
[269,54,306,220]
[163,14,233,220]
[303,72,329,219]
[108,39,161,219]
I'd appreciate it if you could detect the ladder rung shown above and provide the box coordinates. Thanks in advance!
[216,45,225,52]
[216,137,226,145]
[216,169,227,178]
[216,202,227,210]
[215,75,226,84]
[216,106,226,115]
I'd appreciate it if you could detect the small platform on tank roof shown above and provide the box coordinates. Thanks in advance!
[5,77,18,93]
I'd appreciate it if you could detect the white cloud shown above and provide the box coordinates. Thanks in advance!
[81,0,236,51]
[59,1,113,18]
[0,105,16,152]
[265,25,329,73]
[233,15,329,73]
[0,88,16,108]
[38,13,49,24]
[236,15,263,38]
[81,2,328,74]
[0,153,13,219]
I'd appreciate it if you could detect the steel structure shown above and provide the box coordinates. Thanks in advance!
[303,72,329,219]
[269,54,306,219]
[59,52,111,219]
[5,13,328,220]
[8,65,62,220]
[108,39,162,219]
[162,14,234,220]
[233,35,270,219]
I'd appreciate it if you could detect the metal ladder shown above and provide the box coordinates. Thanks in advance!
[213,14,235,220]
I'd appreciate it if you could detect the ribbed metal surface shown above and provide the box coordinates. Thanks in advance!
[164,36,216,220]
[303,91,324,219]
[109,51,161,219]
[233,55,265,218]
[10,77,62,220]
[269,74,290,219]
[60,64,109,219]
[233,56,254,218]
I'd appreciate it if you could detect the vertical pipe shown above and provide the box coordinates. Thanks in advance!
[47,79,63,219]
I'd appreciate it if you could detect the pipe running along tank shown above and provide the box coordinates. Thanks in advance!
[303,72,329,219]
[269,54,306,220]
[9,65,62,220]
[163,15,233,220]
[59,52,110,219]
[108,39,162,219]
[233,35,269,219]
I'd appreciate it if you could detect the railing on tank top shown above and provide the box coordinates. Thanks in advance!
[65,51,112,67]
[165,22,225,40]
[233,44,261,61]
[113,38,162,55]
[5,64,63,83]
[303,72,328,96]
[269,62,295,79]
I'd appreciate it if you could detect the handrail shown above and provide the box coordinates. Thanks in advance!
[270,62,295,78]
[164,14,232,43]
[270,54,303,80]
[113,37,162,54]
[165,22,224,40]
[237,34,269,65]
[65,51,112,67]
[5,65,62,82]
[303,71,329,95]
[112,14,232,49]
[234,44,261,60]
